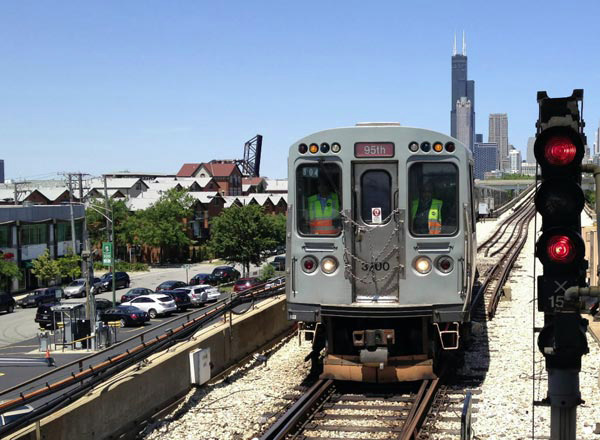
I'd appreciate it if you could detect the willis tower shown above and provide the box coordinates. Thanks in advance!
[451,32,475,151]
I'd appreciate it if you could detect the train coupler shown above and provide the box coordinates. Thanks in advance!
[433,322,460,350]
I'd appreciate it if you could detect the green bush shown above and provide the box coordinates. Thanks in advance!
[93,261,149,272]
[260,263,275,281]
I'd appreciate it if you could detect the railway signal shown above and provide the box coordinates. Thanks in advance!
[534,89,589,440]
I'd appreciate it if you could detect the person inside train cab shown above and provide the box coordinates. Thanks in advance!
[411,181,443,235]
[308,179,340,235]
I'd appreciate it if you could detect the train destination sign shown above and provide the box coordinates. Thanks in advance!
[354,142,394,158]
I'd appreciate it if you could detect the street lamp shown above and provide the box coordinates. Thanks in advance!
[87,202,116,307]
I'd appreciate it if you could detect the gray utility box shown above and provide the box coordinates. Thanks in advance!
[189,348,211,386]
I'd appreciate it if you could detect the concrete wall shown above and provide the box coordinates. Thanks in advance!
[9,295,291,440]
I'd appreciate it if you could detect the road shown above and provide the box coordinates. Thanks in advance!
[0,260,271,348]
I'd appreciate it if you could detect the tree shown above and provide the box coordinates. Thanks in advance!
[209,204,278,275]
[87,197,136,243]
[31,250,61,286]
[269,214,287,248]
[137,188,195,262]
[0,260,21,292]
[57,254,82,280]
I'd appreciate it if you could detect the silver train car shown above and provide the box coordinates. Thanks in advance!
[286,123,477,382]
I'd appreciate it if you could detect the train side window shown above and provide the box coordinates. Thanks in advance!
[296,163,342,236]
[360,170,391,224]
[408,163,458,236]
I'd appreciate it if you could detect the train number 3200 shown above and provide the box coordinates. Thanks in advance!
[361,262,390,272]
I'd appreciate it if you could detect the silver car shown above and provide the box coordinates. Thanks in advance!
[177,285,220,306]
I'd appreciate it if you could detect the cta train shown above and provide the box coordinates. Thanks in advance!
[286,123,477,382]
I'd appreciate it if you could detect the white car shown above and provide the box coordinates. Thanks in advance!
[177,285,221,306]
[121,294,177,318]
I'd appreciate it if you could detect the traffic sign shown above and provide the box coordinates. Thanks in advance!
[102,242,113,266]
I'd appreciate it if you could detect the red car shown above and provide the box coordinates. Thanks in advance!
[233,277,261,293]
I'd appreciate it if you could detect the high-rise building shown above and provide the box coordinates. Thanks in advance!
[509,150,522,174]
[475,133,483,143]
[526,137,535,163]
[451,32,475,150]
[473,142,499,179]
[0,160,4,184]
[489,113,509,169]
[456,97,473,149]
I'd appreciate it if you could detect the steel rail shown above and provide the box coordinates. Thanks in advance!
[259,379,334,440]
[399,378,441,440]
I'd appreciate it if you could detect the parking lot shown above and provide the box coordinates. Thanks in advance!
[0,260,271,349]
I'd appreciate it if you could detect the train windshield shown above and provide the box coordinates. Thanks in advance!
[408,163,458,236]
[296,163,342,236]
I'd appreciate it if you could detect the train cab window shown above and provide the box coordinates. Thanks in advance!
[361,170,391,224]
[296,163,342,236]
[408,163,458,236]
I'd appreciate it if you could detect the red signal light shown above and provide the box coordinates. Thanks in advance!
[546,235,575,263]
[544,136,577,166]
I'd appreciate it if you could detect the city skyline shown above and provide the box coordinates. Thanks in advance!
[2,1,600,180]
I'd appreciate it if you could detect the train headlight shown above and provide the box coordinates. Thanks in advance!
[408,141,419,152]
[298,143,308,154]
[433,142,443,153]
[445,142,455,152]
[301,256,318,273]
[414,256,432,274]
[309,143,319,154]
[420,142,431,152]
[320,143,330,153]
[321,256,339,274]
[435,256,454,273]
[331,142,341,153]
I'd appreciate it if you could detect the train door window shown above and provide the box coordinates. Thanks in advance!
[469,164,476,231]
[408,163,458,236]
[360,170,391,224]
[296,163,342,236]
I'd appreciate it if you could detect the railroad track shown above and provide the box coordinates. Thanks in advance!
[258,378,441,440]
[474,194,536,321]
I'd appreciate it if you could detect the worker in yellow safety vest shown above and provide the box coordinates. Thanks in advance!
[307,180,340,235]
[411,182,443,235]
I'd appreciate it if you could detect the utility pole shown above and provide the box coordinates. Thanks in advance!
[12,181,30,205]
[66,175,77,255]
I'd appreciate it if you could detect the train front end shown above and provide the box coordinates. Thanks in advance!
[286,125,477,382]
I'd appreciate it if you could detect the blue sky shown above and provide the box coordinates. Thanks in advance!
[2,1,600,180]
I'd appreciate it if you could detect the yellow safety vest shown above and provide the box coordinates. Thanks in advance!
[308,193,340,235]
[411,199,443,234]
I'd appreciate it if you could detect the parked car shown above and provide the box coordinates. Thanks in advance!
[94,272,130,293]
[155,280,187,292]
[269,255,286,271]
[18,287,63,308]
[211,266,241,283]
[158,290,192,312]
[0,403,34,426]
[189,273,218,286]
[174,285,220,306]
[120,294,177,318]
[233,277,261,293]
[265,277,285,290]
[99,305,149,327]
[64,278,101,298]
[120,287,155,304]
[0,292,15,314]
[35,299,113,330]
